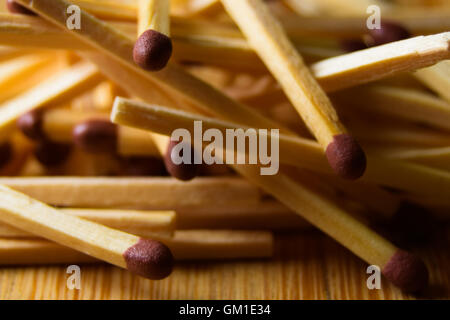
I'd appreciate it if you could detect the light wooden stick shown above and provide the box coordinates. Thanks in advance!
[0,185,174,279]
[333,85,450,131]
[0,229,273,264]
[221,0,366,180]
[112,97,450,198]
[0,177,262,208]
[0,62,102,141]
[0,208,175,238]
[312,33,450,92]
[138,0,170,36]
[414,61,450,104]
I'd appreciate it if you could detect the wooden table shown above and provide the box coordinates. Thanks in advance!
[0,230,448,300]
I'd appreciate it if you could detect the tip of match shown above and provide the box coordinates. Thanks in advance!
[124,239,174,280]
[164,140,200,181]
[382,250,429,294]
[325,134,366,180]
[133,29,173,71]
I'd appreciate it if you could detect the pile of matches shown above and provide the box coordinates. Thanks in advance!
[0,0,449,294]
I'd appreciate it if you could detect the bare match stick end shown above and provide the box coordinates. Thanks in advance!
[325,134,366,180]
[123,238,174,280]
[73,120,118,154]
[164,141,200,181]
[133,30,173,72]
[382,250,428,294]
[6,0,36,15]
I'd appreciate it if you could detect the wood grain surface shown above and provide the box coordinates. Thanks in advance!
[0,230,449,300]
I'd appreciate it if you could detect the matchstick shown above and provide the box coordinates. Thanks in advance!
[311,33,450,92]
[0,208,176,238]
[221,0,366,179]
[134,0,172,71]
[0,184,174,279]
[0,62,102,141]
[0,229,274,264]
[112,97,450,198]
[0,177,262,208]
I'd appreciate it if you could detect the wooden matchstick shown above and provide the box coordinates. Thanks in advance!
[0,184,174,279]
[311,32,450,92]
[0,229,273,264]
[221,0,366,179]
[134,0,172,71]
[112,97,450,198]
[0,177,262,208]
[0,208,176,238]
[0,62,102,141]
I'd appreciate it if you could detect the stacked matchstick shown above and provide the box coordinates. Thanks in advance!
[0,0,449,294]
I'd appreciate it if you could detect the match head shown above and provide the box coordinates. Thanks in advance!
[120,156,167,176]
[382,250,429,294]
[6,0,36,15]
[325,134,366,180]
[123,239,174,280]
[73,120,118,154]
[0,142,13,169]
[34,141,72,167]
[133,29,173,71]
[366,21,411,47]
[17,110,46,141]
[164,140,200,181]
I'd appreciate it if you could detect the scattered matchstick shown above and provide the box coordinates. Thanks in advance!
[0,184,174,279]
[221,0,366,180]
[0,208,176,238]
[0,177,262,209]
[134,0,172,71]
[0,229,273,264]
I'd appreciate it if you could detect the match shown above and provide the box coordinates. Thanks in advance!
[0,184,174,279]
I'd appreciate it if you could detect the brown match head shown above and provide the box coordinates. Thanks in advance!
[17,110,46,141]
[6,0,36,15]
[382,250,428,294]
[123,239,174,280]
[0,142,13,169]
[133,29,173,71]
[325,134,366,180]
[73,120,118,154]
[120,156,167,176]
[34,141,72,167]
[164,140,200,181]
[366,21,411,47]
